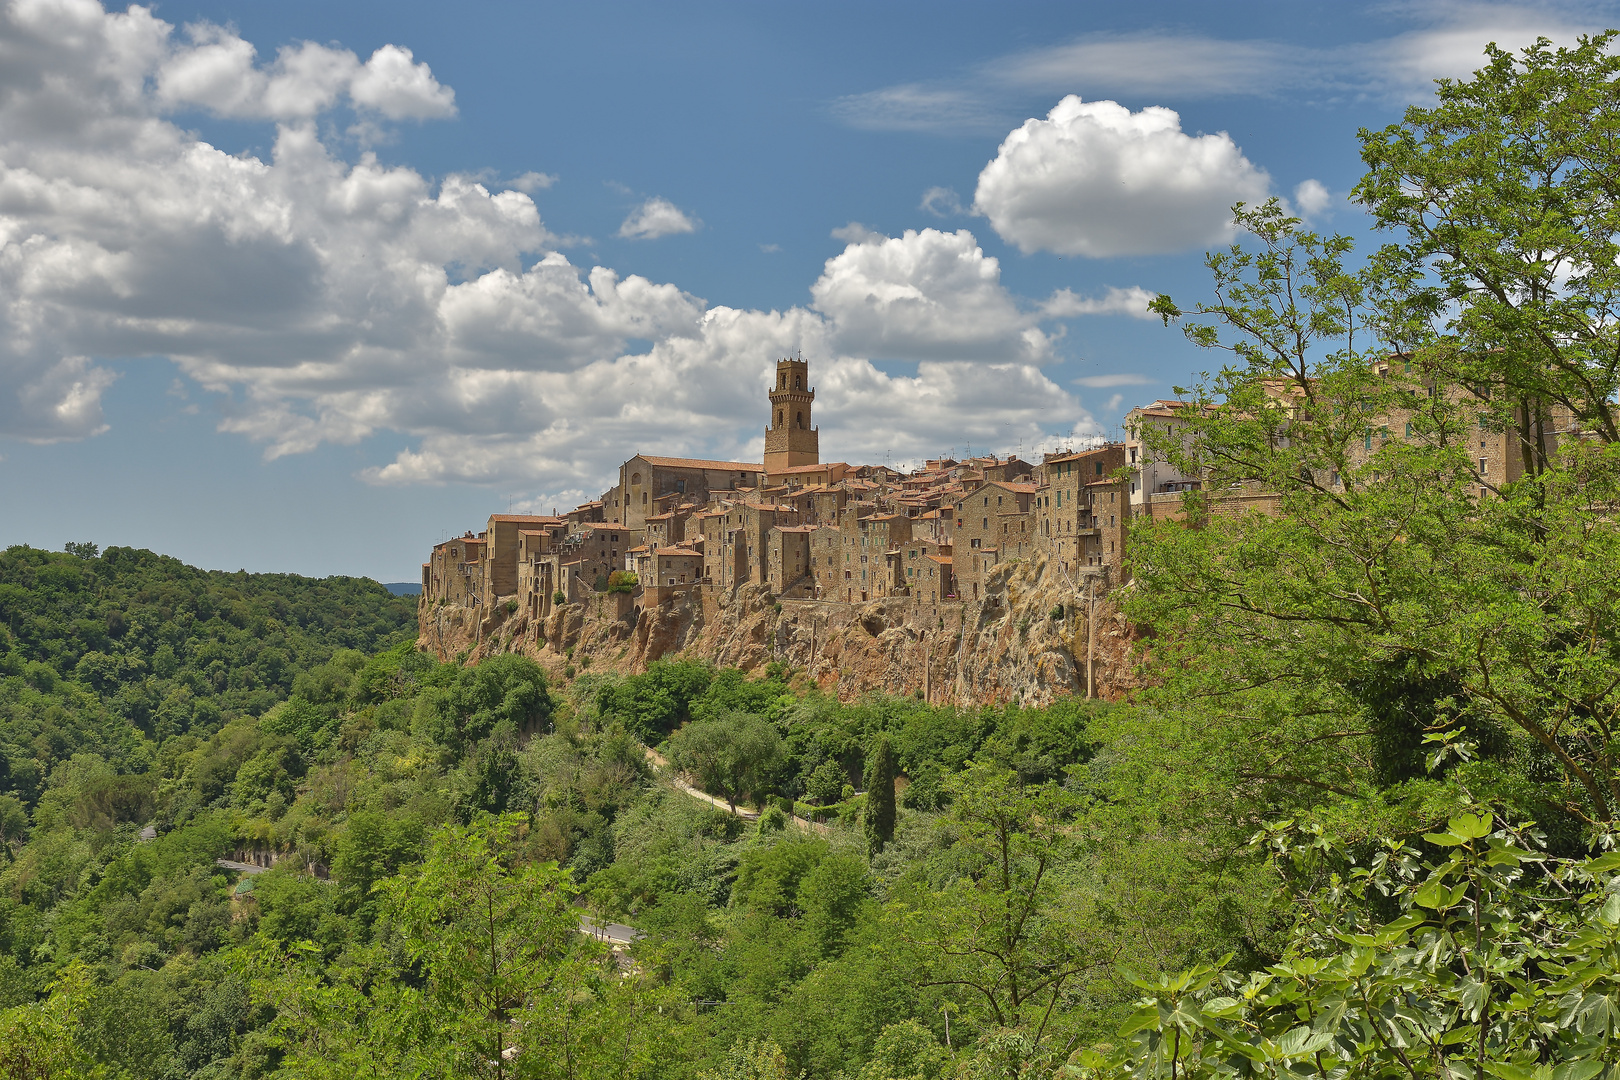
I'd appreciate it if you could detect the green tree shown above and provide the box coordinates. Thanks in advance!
[1356,32,1620,459]
[665,713,782,812]
[892,764,1097,1044]
[864,737,897,856]
[1067,810,1620,1080]
[797,852,872,958]
[805,760,846,806]
[0,961,102,1079]
[420,654,554,752]
[700,1037,797,1080]
[1142,194,1620,823]
[382,814,578,1078]
[262,815,585,1080]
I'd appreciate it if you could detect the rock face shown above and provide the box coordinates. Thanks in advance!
[418,551,1141,706]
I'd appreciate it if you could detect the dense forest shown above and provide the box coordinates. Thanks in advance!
[5,35,1620,1080]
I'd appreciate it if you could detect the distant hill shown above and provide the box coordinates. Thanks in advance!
[383,582,423,596]
[0,543,419,800]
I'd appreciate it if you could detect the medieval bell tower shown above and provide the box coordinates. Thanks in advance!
[763,356,819,475]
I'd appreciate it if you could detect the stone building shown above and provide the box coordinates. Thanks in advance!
[1038,445,1126,567]
[643,547,704,588]
[809,524,842,598]
[480,514,565,608]
[558,522,638,589]
[1125,400,1200,512]
[615,455,764,531]
[1083,479,1130,575]
[893,539,953,601]
[767,525,816,595]
[948,480,1038,600]
[423,533,484,607]
[763,356,819,476]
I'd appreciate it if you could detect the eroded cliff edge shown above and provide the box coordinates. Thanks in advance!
[419,551,1139,706]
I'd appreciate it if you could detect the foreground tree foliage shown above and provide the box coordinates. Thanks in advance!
[1069,811,1620,1079]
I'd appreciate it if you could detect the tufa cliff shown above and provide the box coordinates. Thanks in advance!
[419,551,1140,707]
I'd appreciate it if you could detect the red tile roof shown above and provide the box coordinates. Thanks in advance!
[775,461,849,474]
[635,454,763,471]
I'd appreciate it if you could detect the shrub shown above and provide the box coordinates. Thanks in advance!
[552,591,566,606]
[606,571,637,594]
[805,760,846,805]
[1049,604,1064,620]
[503,599,518,615]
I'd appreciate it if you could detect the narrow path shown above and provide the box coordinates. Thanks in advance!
[216,858,269,876]
[578,914,641,946]
[641,745,830,834]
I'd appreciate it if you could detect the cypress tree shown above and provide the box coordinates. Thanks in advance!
[863,736,896,856]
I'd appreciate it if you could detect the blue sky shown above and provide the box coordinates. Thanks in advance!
[0,0,1608,580]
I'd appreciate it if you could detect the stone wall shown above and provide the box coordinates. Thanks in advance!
[420,548,1140,707]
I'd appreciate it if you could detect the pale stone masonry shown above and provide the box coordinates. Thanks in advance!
[422,354,1578,630]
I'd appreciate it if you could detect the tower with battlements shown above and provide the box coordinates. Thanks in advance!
[763,356,819,475]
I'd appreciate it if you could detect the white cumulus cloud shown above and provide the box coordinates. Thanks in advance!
[154,23,453,121]
[1293,178,1332,220]
[813,227,1082,362]
[974,95,1271,257]
[1043,286,1157,320]
[350,44,457,119]
[0,0,1111,493]
[617,197,700,240]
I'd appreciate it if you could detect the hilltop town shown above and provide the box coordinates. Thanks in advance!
[418,354,1537,701]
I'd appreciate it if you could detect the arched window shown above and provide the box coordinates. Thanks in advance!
[795,375,801,389]
[642,492,648,504]
[630,472,641,485]
[777,410,783,426]
[795,411,803,428]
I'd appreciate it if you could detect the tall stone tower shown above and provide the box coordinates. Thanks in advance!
[763,356,819,475]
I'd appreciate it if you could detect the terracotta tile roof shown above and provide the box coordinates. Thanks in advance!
[489,514,563,523]
[655,546,701,556]
[636,454,763,471]
[998,482,1040,494]
[775,524,816,533]
[928,555,952,565]
[776,461,849,474]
